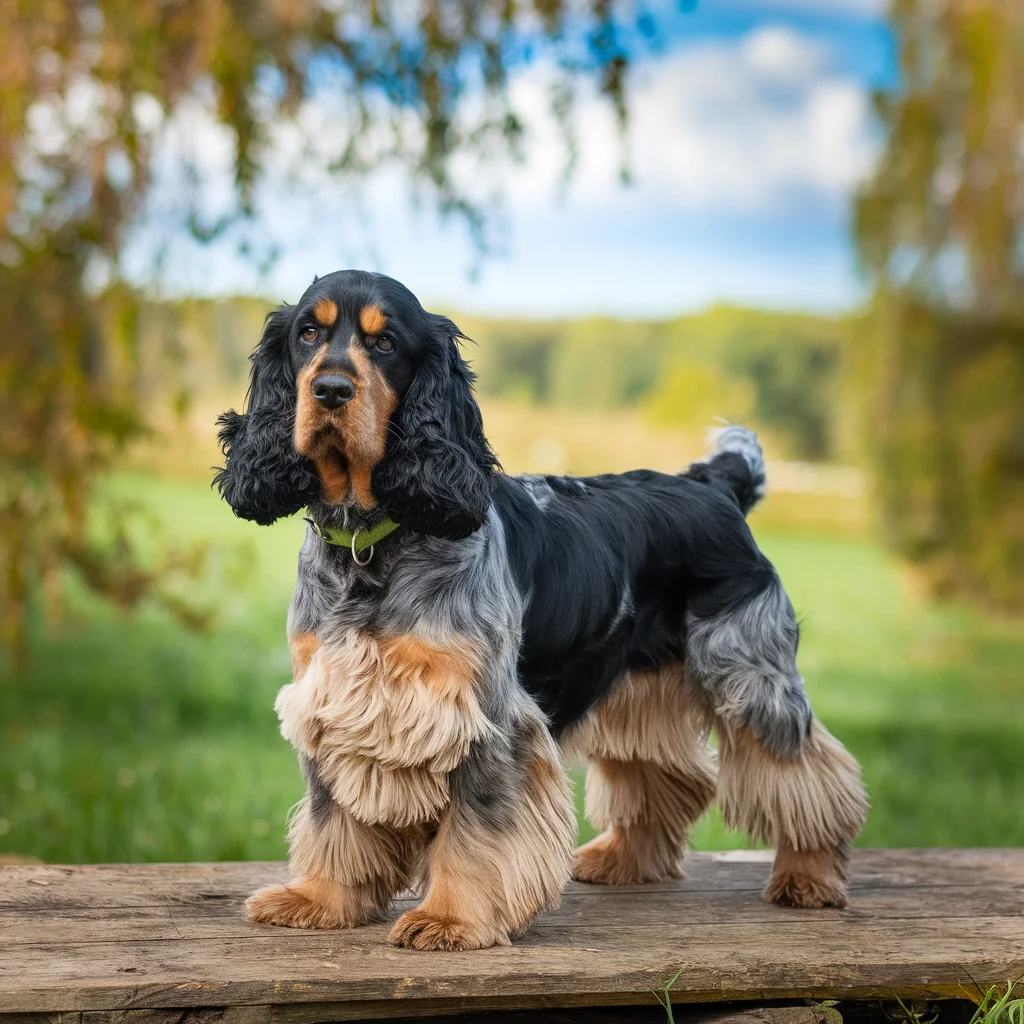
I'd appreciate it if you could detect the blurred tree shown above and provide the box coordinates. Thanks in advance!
[854,0,1024,607]
[644,359,753,432]
[717,316,841,461]
[547,317,660,409]
[0,0,646,657]
[463,305,846,458]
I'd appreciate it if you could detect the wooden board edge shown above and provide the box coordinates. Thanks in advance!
[2,976,1021,1024]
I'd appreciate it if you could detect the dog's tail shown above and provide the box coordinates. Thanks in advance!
[684,424,766,517]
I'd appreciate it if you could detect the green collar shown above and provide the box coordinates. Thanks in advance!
[305,516,401,554]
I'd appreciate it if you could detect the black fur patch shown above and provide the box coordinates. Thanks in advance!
[300,754,334,828]
[372,314,498,539]
[213,306,320,524]
[449,726,533,833]
[494,468,778,734]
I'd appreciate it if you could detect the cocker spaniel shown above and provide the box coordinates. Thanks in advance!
[215,269,867,951]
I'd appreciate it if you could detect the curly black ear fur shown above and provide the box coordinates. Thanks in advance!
[213,305,319,525]
[373,314,497,539]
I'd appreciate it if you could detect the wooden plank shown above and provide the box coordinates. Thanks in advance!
[3,849,1021,911]
[0,851,1022,1020]
[0,1006,834,1024]
[3,915,1022,1012]
[2,882,1022,946]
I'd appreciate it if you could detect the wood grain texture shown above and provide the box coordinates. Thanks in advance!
[0,1006,844,1024]
[0,851,1021,1021]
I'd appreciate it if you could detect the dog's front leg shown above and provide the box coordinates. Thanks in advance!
[247,755,426,929]
[389,720,576,951]
[248,626,428,930]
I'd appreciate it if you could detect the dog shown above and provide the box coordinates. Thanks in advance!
[215,269,867,951]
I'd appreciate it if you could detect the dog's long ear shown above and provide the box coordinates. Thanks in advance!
[373,314,497,539]
[213,305,319,525]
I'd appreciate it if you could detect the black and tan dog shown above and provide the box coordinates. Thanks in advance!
[215,269,867,951]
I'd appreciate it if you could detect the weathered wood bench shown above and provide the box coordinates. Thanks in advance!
[1,850,1022,1023]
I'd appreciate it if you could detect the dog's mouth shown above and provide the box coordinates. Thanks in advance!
[316,436,346,462]
[308,421,346,451]
[303,414,354,456]
[319,439,348,477]
[304,429,352,505]
[302,425,380,510]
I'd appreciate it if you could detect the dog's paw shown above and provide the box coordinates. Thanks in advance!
[572,829,682,885]
[763,870,847,908]
[388,907,510,951]
[763,847,848,909]
[246,878,356,929]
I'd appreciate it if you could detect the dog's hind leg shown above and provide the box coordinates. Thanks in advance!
[686,569,868,908]
[564,667,717,885]
[389,718,576,951]
[713,717,867,907]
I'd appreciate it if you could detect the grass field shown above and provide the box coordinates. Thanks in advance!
[1,471,1022,864]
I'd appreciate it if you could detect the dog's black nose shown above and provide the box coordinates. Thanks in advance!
[311,374,355,409]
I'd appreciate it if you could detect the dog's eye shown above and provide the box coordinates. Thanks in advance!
[301,326,319,344]
[374,335,394,352]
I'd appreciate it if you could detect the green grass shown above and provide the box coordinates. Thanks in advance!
[1,474,1022,863]
[970,985,1024,1024]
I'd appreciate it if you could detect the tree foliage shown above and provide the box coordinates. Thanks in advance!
[854,0,1024,607]
[466,306,845,459]
[0,0,643,655]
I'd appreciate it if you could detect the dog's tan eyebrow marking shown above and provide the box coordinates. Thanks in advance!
[313,298,339,327]
[359,304,387,335]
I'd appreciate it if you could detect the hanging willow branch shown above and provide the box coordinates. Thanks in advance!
[0,0,650,658]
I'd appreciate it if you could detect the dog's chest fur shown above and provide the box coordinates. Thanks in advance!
[275,511,534,828]
[275,630,497,826]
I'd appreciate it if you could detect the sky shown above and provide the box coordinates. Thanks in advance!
[130,0,897,319]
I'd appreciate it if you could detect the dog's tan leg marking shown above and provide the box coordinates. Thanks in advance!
[310,631,493,774]
[265,629,504,932]
[387,863,506,951]
[377,633,482,699]
[277,632,485,760]
[715,718,867,909]
[322,755,450,827]
[247,781,425,929]
[246,874,389,930]
[563,667,716,885]
[276,631,492,822]
[389,725,575,951]
[573,756,716,884]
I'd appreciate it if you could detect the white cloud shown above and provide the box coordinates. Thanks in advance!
[132,23,877,227]
[744,24,828,79]
[123,23,878,312]
[459,25,879,215]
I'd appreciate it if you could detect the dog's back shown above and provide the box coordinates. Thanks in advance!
[494,427,771,733]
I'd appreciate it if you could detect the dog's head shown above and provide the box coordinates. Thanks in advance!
[214,270,497,538]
